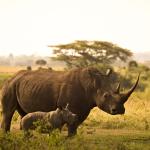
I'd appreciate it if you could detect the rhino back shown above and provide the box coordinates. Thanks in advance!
[16,71,64,113]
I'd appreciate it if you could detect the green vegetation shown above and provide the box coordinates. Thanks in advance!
[0,73,12,88]
[0,129,150,150]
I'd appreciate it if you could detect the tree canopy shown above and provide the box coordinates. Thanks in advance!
[49,40,132,68]
[128,60,138,68]
[35,59,47,67]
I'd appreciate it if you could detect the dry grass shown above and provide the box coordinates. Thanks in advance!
[0,66,26,74]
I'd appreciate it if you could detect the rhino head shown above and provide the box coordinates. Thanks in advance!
[95,74,140,115]
[61,103,78,125]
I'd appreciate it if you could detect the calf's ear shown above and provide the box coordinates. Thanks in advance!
[65,103,69,110]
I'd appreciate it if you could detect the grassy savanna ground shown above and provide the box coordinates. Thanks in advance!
[0,128,150,150]
[0,66,150,150]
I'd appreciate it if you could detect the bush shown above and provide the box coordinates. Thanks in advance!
[128,60,138,68]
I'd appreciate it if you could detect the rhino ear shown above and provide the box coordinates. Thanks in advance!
[106,69,112,76]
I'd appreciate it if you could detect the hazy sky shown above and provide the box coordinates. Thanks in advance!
[0,0,150,56]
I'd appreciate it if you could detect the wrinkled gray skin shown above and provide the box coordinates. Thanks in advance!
[0,67,139,136]
[21,105,78,132]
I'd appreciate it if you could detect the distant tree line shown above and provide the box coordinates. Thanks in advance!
[0,54,64,68]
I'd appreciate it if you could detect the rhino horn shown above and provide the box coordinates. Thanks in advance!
[121,74,140,103]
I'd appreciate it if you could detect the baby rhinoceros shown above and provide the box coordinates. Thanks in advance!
[20,104,78,133]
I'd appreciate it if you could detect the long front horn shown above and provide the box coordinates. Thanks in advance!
[122,73,140,102]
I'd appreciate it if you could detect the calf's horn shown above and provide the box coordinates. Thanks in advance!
[65,103,69,109]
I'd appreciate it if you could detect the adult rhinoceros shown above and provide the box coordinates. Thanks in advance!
[1,67,139,136]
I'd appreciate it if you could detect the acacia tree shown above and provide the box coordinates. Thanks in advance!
[49,40,132,69]
[35,59,47,68]
[128,60,138,68]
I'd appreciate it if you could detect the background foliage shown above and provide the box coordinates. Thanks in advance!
[50,40,132,69]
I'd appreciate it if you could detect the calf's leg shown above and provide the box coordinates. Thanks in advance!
[67,124,78,137]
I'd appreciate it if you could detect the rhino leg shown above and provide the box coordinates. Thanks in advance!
[1,108,16,132]
[1,89,17,132]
